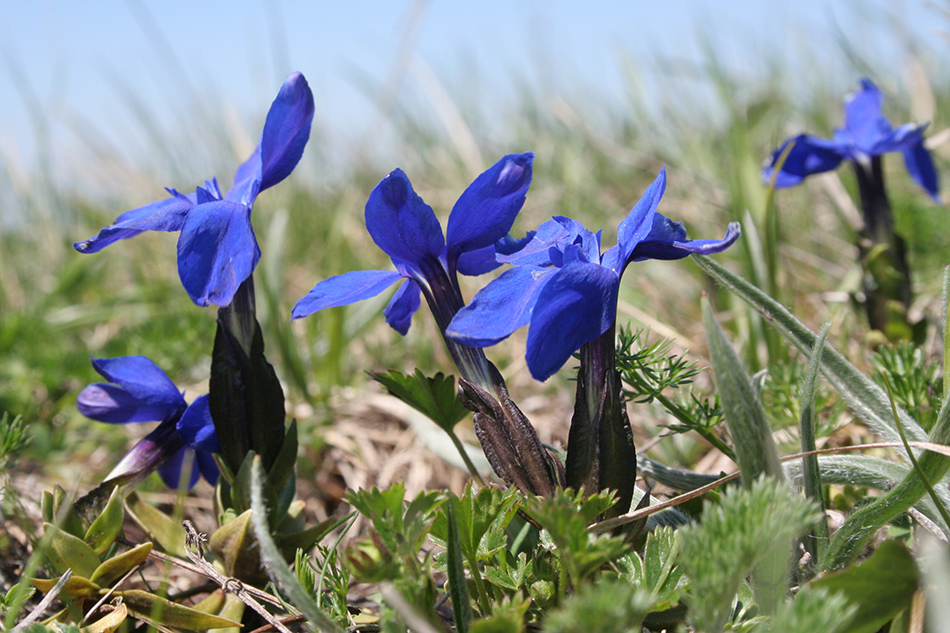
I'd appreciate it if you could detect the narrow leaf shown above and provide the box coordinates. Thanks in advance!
[43,523,100,578]
[801,322,831,559]
[445,496,474,633]
[89,542,152,586]
[83,486,125,556]
[118,589,242,630]
[124,493,186,557]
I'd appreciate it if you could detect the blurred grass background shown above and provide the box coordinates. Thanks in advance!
[1,1,949,493]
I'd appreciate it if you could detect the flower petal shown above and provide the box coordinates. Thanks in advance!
[196,450,220,486]
[177,200,261,307]
[903,136,942,202]
[77,383,174,424]
[761,134,845,187]
[500,217,588,267]
[445,153,534,259]
[157,447,201,490]
[365,169,445,265]
[177,395,220,452]
[525,262,620,381]
[448,264,556,347]
[628,217,742,262]
[90,356,184,411]
[226,147,263,207]
[291,269,403,319]
[842,78,893,153]
[73,195,194,254]
[103,419,184,487]
[612,168,666,270]
[258,72,316,192]
[383,279,422,335]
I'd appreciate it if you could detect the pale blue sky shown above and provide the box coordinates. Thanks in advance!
[0,0,946,171]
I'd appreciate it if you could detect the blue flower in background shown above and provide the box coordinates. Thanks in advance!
[77,356,220,489]
[292,153,534,334]
[75,72,315,307]
[762,78,941,201]
[447,169,741,381]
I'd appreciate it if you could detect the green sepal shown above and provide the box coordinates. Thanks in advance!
[267,419,298,493]
[31,575,100,599]
[83,486,124,556]
[208,509,265,583]
[43,523,100,578]
[116,589,242,630]
[370,369,470,433]
[89,542,152,587]
[124,493,186,557]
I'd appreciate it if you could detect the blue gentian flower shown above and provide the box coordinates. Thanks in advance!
[292,153,534,337]
[74,73,315,307]
[77,356,220,489]
[762,78,940,201]
[447,168,741,381]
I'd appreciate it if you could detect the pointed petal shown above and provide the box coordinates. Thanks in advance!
[761,134,845,187]
[177,395,220,452]
[500,217,588,266]
[365,169,445,264]
[455,244,500,276]
[445,152,534,259]
[447,265,555,347]
[77,383,175,424]
[383,279,421,335]
[903,137,942,201]
[843,78,893,152]
[226,147,263,207]
[525,262,619,381]
[258,72,315,192]
[157,447,201,490]
[196,450,220,486]
[73,195,194,254]
[613,168,667,270]
[177,200,260,307]
[89,356,184,411]
[628,217,742,262]
[291,269,403,319]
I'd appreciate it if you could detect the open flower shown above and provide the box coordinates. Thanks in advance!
[77,356,220,489]
[74,73,315,307]
[292,153,534,335]
[447,169,741,381]
[762,78,940,201]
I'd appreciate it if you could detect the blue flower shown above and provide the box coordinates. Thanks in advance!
[74,73,315,307]
[77,356,220,489]
[762,78,940,201]
[447,168,741,381]
[292,153,534,334]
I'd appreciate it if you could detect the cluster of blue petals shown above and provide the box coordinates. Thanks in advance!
[74,72,316,307]
[77,356,221,489]
[292,153,535,333]
[447,169,742,381]
[762,78,941,201]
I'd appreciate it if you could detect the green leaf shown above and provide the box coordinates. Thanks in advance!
[124,493,186,557]
[445,497,473,633]
[43,523,100,578]
[692,254,926,448]
[370,369,470,433]
[811,540,918,633]
[82,601,128,633]
[543,579,655,633]
[701,296,784,484]
[83,486,124,556]
[117,589,242,630]
[267,419,298,492]
[800,322,831,563]
[208,509,265,583]
[469,595,531,633]
[89,542,152,586]
[31,575,100,600]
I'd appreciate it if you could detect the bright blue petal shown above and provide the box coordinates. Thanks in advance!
[456,244,499,276]
[903,136,942,201]
[76,383,176,424]
[525,262,620,382]
[258,72,316,192]
[383,279,422,335]
[157,447,201,490]
[365,169,445,265]
[500,217,588,266]
[292,269,403,319]
[862,121,924,156]
[226,147,263,207]
[90,356,184,411]
[613,168,666,269]
[177,200,260,307]
[448,265,556,348]
[196,450,219,486]
[445,153,534,259]
[762,134,845,187]
[630,219,742,262]
[74,195,194,254]
[842,78,892,153]
[177,395,220,452]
